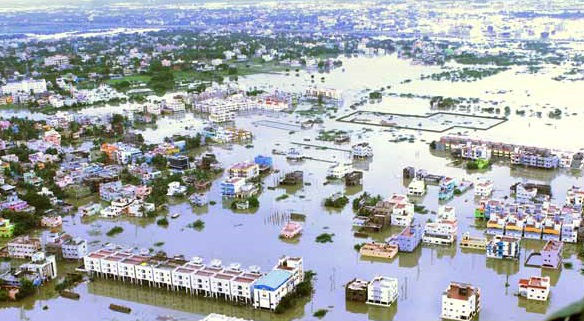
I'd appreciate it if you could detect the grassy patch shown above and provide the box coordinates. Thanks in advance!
[313,309,328,318]
[106,226,124,237]
[276,194,289,201]
[316,233,334,243]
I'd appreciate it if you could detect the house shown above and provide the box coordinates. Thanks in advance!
[345,171,363,186]
[19,252,58,282]
[189,193,208,206]
[7,236,42,259]
[0,218,15,238]
[439,177,457,201]
[460,142,491,161]
[459,232,487,250]
[228,162,259,180]
[346,278,369,302]
[168,155,190,171]
[423,220,457,245]
[392,220,423,252]
[366,276,398,307]
[280,222,302,239]
[359,242,398,259]
[221,177,246,197]
[254,155,273,172]
[43,129,61,146]
[407,178,426,196]
[352,143,373,158]
[518,276,550,301]
[78,203,101,217]
[326,162,352,179]
[40,215,63,228]
[541,240,563,269]
[475,177,494,197]
[441,282,481,321]
[515,183,538,204]
[388,194,414,227]
[486,235,520,260]
[167,181,187,196]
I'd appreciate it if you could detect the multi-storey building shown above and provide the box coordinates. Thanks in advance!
[7,236,42,259]
[486,235,520,260]
[518,276,550,301]
[441,282,481,321]
[366,276,398,307]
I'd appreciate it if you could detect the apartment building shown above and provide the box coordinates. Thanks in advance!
[486,235,520,260]
[441,282,481,321]
[359,242,398,259]
[84,247,300,310]
[407,178,426,197]
[228,161,260,180]
[393,220,423,252]
[252,256,304,311]
[1,79,47,95]
[367,276,398,307]
[7,236,42,259]
[352,142,373,158]
[518,276,550,301]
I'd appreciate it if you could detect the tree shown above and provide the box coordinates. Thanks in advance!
[16,279,35,299]
[151,154,167,170]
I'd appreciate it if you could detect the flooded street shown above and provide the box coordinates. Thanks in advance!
[1,54,583,321]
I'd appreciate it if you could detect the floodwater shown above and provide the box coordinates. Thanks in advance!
[1,54,583,321]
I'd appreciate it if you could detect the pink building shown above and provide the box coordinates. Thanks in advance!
[280,222,302,239]
[43,129,61,146]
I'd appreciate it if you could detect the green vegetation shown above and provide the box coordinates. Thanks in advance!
[153,242,165,247]
[422,67,508,82]
[352,192,382,214]
[324,195,349,208]
[187,219,205,231]
[156,217,169,226]
[466,159,491,170]
[55,273,83,292]
[276,194,289,201]
[414,204,428,214]
[316,233,334,243]
[106,226,124,237]
[275,271,316,314]
[369,91,382,100]
[313,309,328,318]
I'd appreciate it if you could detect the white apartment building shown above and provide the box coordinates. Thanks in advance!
[352,143,373,158]
[326,162,352,179]
[83,247,288,308]
[366,276,398,307]
[390,202,415,227]
[407,178,426,196]
[441,282,481,321]
[253,256,304,311]
[2,79,47,95]
[423,221,457,245]
[61,237,88,260]
[475,178,494,197]
[7,236,42,259]
[20,252,58,281]
[44,54,70,67]
[518,276,550,301]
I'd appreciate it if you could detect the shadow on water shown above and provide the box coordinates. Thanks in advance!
[345,300,397,321]
[87,279,308,321]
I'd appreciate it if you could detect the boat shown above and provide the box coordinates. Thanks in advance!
[171,213,180,219]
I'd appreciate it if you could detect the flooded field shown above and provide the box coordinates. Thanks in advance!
[337,110,506,132]
[1,54,583,321]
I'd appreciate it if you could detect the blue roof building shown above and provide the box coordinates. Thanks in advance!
[253,270,292,292]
